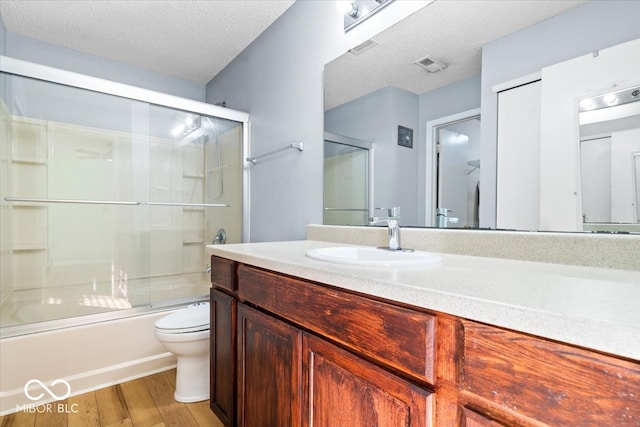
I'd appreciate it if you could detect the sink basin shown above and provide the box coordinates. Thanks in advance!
[306,246,441,267]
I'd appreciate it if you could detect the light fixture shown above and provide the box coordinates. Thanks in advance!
[578,86,640,112]
[342,0,394,32]
[172,115,201,139]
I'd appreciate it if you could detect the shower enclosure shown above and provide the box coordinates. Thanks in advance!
[0,57,249,336]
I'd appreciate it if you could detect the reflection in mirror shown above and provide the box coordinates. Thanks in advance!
[324,0,639,233]
[435,117,481,229]
[323,133,372,226]
[579,85,640,232]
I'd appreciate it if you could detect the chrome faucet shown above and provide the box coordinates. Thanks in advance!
[435,208,459,228]
[370,207,403,251]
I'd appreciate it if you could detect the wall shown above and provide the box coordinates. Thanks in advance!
[611,129,640,223]
[3,32,205,101]
[480,0,640,229]
[206,1,430,241]
[0,16,6,56]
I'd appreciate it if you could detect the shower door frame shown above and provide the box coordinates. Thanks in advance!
[0,55,251,243]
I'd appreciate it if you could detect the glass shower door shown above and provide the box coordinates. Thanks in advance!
[323,139,370,226]
[0,73,151,326]
[145,106,244,305]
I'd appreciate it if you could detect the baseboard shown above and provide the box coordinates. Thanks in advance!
[0,352,176,415]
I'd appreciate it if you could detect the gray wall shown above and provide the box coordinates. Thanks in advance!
[325,86,420,225]
[0,16,6,56]
[3,32,205,101]
[480,0,640,228]
[207,1,425,241]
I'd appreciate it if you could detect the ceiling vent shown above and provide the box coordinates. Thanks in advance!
[349,39,377,55]
[415,55,448,73]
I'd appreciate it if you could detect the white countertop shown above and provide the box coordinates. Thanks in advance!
[207,240,640,361]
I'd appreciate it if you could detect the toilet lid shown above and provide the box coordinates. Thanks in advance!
[155,302,210,333]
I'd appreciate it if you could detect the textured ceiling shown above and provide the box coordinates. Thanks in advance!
[325,0,587,110]
[0,0,295,84]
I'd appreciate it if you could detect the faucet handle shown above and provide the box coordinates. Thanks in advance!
[374,206,401,218]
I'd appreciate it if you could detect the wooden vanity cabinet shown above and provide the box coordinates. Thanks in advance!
[460,320,640,426]
[210,256,435,426]
[210,288,236,425]
[210,255,640,426]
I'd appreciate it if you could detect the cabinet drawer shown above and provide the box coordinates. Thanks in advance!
[237,264,436,384]
[462,320,640,426]
[211,256,236,291]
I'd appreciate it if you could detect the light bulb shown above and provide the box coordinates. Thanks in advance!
[336,1,352,14]
[603,94,618,106]
[580,99,595,110]
[172,124,185,137]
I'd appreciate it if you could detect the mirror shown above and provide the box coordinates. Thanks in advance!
[323,132,372,226]
[323,0,640,232]
[579,86,640,232]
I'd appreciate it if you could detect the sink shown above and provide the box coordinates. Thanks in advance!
[306,246,441,267]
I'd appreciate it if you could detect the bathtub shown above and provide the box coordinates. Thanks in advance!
[0,306,192,415]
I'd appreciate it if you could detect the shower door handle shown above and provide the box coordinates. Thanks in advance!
[3,197,140,205]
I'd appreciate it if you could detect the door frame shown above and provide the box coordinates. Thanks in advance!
[425,108,480,226]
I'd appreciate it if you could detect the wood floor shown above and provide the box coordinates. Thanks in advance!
[0,369,224,427]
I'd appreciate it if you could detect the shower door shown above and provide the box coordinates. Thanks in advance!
[0,63,247,331]
[323,135,372,226]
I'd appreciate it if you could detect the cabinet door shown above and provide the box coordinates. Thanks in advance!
[303,333,433,427]
[210,289,236,426]
[462,408,507,427]
[237,303,302,427]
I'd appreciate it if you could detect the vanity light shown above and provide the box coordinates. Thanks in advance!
[578,86,640,112]
[342,0,394,32]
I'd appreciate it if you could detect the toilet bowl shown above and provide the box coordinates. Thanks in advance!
[155,301,210,403]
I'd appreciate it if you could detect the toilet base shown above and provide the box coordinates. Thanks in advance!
[174,390,210,404]
[173,351,210,403]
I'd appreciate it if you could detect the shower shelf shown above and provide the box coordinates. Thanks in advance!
[183,238,205,244]
[13,245,46,251]
[183,173,205,179]
[11,157,47,165]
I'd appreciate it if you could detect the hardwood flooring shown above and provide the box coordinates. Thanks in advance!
[0,369,224,427]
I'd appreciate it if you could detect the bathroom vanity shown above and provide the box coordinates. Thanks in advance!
[207,240,640,426]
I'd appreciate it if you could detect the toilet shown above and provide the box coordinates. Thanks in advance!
[155,301,210,403]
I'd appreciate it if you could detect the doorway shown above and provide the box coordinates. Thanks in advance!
[426,109,481,228]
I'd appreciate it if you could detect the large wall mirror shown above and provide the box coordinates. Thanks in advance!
[323,0,640,233]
